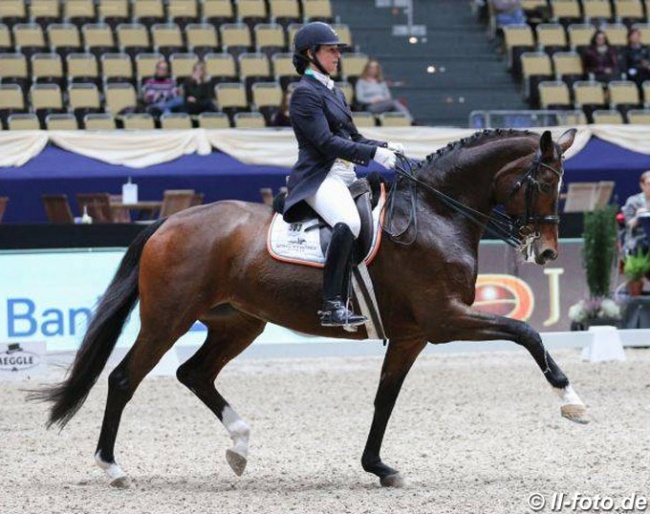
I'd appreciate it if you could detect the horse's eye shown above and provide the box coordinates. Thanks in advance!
[539,183,553,194]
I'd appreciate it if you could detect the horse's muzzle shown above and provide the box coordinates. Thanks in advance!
[536,248,558,265]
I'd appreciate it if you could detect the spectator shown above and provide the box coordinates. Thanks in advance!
[622,170,650,255]
[584,31,619,82]
[142,60,183,116]
[355,59,412,121]
[490,0,526,28]
[182,61,218,115]
[271,89,292,127]
[622,28,650,88]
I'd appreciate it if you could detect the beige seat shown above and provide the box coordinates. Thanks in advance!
[627,109,650,124]
[45,113,79,130]
[352,111,375,127]
[84,113,117,130]
[0,84,26,116]
[135,52,165,80]
[30,83,64,114]
[272,52,299,89]
[602,23,627,48]
[234,111,266,128]
[68,83,102,115]
[379,112,410,127]
[82,23,116,55]
[236,0,267,25]
[538,80,572,109]
[63,0,96,26]
[340,53,368,82]
[287,23,303,46]
[105,82,138,115]
[67,53,99,83]
[573,80,607,108]
[160,190,196,217]
[567,23,596,51]
[30,0,61,27]
[186,23,219,55]
[116,23,151,56]
[97,0,130,28]
[633,23,650,46]
[102,52,134,83]
[13,23,47,55]
[31,53,64,85]
[552,51,583,81]
[215,82,249,115]
[168,0,200,27]
[201,0,235,24]
[269,0,301,25]
[8,113,41,130]
[133,0,165,27]
[254,23,286,54]
[582,0,613,22]
[535,23,567,52]
[303,0,334,22]
[0,53,29,86]
[608,80,641,110]
[122,113,156,130]
[221,23,253,54]
[239,52,272,92]
[151,23,184,57]
[251,82,282,121]
[48,23,82,54]
[42,194,75,223]
[0,24,11,52]
[170,53,199,81]
[204,52,238,83]
[550,0,582,24]
[332,24,352,47]
[160,113,193,129]
[592,109,624,124]
[616,0,645,23]
[502,25,535,71]
[0,0,27,25]
[198,111,231,128]
[520,52,553,99]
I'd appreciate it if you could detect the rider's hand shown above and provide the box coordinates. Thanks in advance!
[387,141,405,154]
[373,147,397,169]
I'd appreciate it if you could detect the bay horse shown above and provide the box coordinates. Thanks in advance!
[34,128,586,489]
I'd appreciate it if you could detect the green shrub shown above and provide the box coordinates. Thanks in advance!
[582,205,618,298]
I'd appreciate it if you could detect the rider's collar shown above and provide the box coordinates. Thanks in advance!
[305,69,334,91]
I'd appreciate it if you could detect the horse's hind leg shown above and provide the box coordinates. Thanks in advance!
[362,337,427,488]
[176,306,266,477]
[95,318,194,487]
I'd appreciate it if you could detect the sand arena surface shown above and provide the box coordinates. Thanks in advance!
[1,348,649,514]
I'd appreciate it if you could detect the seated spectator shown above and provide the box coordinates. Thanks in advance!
[182,61,218,115]
[622,170,650,255]
[584,31,619,82]
[271,89,291,127]
[142,60,183,116]
[490,0,526,28]
[622,28,650,88]
[355,59,412,122]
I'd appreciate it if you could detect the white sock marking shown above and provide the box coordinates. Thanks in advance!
[222,406,250,459]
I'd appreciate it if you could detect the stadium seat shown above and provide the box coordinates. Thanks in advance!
[269,0,301,27]
[0,53,29,90]
[538,80,572,109]
[234,111,266,128]
[379,112,410,127]
[151,23,184,58]
[116,23,152,57]
[102,53,134,84]
[122,113,156,130]
[615,0,645,25]
[104,82,138,115]
[168,0,200,28]
[239,52,273,94]
[272,52,299,89]
[626,109,650,124]
[351,111,375,127]
[582,0,613,23]
[47,23,83,57]
[562,110,588,124]
[133,0,165,28]
[303,0,334,22]
[567,23,596,51]
[31,53,65,86]
[201,0,236,25]
[170,52,199,81]
[0,24,11,53]
[336,81,353,105]
[160,113,193,129]
[67,53,100,84]
[45,113,79,130]
[7,113,40,130]
[97,0,130,30]
[68,83,102,120]
[592,109,624,124]
[251,81,283,123]
[535,23,568,54]
[503,25,535,74]
[287,23,304,46]
[215,82,249,119]
[135,52,165,81]
[0,84,26,126]
[237,0,268,27]
[573,80,607,120]
[340,53,368,83]
[0,1,27,27]
[552,51,584,84]
[84,113,117,130]
[608,80,642,111]
[82,23,117,56]
[30,83,65,120]
[186,23,219,56]
[63,0,97,27]
[220,23,253,55]
[332,24,352,48]
[204,52,238,84]
[13,23,47,58]
[29,0,61,29]
[602,23,628,48]
[549,0,582,25]
[520,52,553,102]
[198,111,230,128]
[632,23,650,45]
[254,23,286,55]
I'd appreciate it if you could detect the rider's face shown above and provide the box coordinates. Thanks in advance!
[312,45,341,76]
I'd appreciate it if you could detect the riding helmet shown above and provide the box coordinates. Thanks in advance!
[292,22,347,74]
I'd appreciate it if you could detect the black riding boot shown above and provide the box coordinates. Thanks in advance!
[319,223,367,327]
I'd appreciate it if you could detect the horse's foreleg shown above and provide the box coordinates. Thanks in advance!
[362,337,427,488]
[437,305,588,424]
[176,307,266,477]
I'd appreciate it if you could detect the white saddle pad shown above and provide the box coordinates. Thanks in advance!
[267,185,386,267]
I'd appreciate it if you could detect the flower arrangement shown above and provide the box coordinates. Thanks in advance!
[568,297,622,323]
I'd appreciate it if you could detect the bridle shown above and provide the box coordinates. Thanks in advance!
[386,149,564,251]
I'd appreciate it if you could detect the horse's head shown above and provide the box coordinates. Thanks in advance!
[497,129,576,265]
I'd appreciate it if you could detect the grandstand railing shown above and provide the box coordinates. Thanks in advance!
[469,109,586,128]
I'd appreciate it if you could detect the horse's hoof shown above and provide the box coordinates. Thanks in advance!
[110,475,130,489]
[561,403,589,424]
[380,473,405,488]
[226,449,247,476]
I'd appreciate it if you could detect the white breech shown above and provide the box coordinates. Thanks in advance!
[306,160,361,238]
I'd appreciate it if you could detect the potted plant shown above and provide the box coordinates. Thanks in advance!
[623,250,650,296]
[569,205,622,329]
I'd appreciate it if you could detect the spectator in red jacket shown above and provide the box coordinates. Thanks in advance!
[584,31,619,82]
[142,60,183,116]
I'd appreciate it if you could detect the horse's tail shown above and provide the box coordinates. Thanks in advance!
[31,218,166,429]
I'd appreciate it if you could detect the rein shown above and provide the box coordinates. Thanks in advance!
[384,152,563,250]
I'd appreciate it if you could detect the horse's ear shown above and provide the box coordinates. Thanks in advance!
[539,130,554,159]
[557,128,577,154]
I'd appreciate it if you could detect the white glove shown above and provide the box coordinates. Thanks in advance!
[387,141,405,154]
[373,147,397,169]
